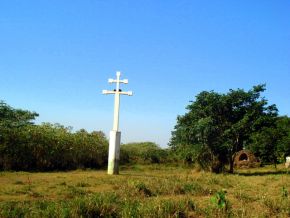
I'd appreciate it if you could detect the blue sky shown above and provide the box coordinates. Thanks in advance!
[0,1,289,147]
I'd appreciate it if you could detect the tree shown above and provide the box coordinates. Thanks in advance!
[276,116,290,160]
[0,101,39,170]
[249,116,290,165]
[0,101,109,171]
[0,101,38,128]
[170,85,278,173]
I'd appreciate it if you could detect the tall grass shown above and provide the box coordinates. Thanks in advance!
[0,165,289,217]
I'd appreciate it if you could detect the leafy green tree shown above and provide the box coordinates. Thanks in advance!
[170,85,278,173]
[249,116,290,165]
[0,101,38,128]
[0,101,39,170]
[0,101,109,171]
[249,126,280,166]
[276,116,290,160]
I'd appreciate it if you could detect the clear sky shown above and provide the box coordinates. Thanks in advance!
[0,1,289,147]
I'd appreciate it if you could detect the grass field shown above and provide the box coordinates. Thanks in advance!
[0,165,289,217]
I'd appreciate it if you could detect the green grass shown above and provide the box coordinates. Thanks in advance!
[0,164,289,217]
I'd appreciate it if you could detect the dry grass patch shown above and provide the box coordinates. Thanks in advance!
[0,164,289,217]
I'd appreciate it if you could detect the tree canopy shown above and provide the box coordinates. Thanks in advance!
[249,116,290,165]
[170,85,279,173]
[0,101,38,128]
[0,101,109,171]
[0,101,167,171]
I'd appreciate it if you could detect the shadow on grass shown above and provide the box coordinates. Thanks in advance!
[235,170,289,176]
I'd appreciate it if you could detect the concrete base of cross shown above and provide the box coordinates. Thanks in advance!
[107,130,121,175]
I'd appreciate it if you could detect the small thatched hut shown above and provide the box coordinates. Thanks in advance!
[234,150,260,168]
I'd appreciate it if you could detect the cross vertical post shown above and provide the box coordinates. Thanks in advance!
[102,71,133,175]
[113,72,121,131]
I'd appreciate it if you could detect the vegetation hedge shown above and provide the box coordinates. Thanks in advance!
[0,123,109,171]
[2,83,290,174]
[120,142,169,164]
[0,100,169,171]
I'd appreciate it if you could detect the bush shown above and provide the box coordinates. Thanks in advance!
[0,123,108,171]
[120,142,168,164]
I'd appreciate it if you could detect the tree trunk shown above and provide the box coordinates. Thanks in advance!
[229,149,235,174]
[229,136,240,174]
[229,156,234,173]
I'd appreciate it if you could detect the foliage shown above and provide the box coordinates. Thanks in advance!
[249,125,280,165]
[249,116,290,165]
[0,123,108,171]
[281,186,288,198]
[210,190,229,209]
[120,142,168,164]
[276,117,290,159]
[0,101,38,128]
[170,85,279,173]
[0,101,108,171]
[1,101,170,171]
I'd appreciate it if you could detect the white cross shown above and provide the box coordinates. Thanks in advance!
[102,71,133,131]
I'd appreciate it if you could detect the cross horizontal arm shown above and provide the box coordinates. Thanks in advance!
[108,79,128,84]
[102,90,133,96]
[120,91,133,96]
[102,90,115,95]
